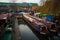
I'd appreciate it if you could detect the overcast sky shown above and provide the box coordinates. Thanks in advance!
[0,0,46,6]
[0,0,40,3]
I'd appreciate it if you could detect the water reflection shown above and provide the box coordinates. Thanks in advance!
[18,19,39,40]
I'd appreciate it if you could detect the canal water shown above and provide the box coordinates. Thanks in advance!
[18,19,39,40]
[2,27,12,40]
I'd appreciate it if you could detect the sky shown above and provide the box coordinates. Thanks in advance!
[16,0,40,3]
[0,0,46,6]
[0,0,40,3]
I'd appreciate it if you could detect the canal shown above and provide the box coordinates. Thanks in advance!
[18,18,60,40]
[18,18,39,40]
[2,18,60,40]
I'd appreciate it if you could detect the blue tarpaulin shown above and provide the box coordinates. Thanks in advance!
[46,15,54,22]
